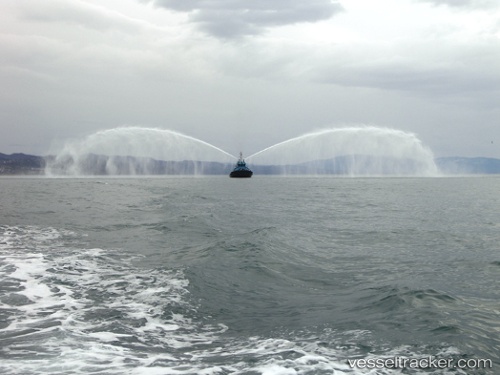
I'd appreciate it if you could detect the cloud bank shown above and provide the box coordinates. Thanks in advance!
[143,0,343,37]
[1,0,499,158]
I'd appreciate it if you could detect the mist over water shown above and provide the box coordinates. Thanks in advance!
[45,126,438,176]
[45,127,236,175]
[247,127,438,176]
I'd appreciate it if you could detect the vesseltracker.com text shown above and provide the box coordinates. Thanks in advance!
[347,356,493,370]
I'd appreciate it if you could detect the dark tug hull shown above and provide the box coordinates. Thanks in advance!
[229,170,253,178]
[229,152,253,178]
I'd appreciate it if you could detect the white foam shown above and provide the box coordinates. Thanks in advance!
[0,225,465,375]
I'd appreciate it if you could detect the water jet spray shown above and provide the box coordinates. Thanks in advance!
[46,126,438,176]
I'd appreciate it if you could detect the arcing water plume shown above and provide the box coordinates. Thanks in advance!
[45,127,236,176]
[45,125,438,176]
[247,126,438,176]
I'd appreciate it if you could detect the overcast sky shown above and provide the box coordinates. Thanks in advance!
[1,0,499,158]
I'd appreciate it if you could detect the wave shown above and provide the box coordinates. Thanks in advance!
[1,225,496,374]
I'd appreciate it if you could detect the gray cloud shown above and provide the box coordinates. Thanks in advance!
[417,0,498,9]
[144,0,343,38]
[20,0,147,33]
[317,60,500,95]
[2,0,500,158]
[302,37,500,106]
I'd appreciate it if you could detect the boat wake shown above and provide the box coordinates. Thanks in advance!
[0,227,464,374]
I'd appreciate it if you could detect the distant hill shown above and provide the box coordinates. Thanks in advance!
[252,155,434,175]
[45,154,232,175]
[435,157,500,174]
[43,154,438,175]
[0,153,45,175]
[1,153,500,175]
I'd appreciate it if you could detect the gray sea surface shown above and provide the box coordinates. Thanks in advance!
[0,176,499,374]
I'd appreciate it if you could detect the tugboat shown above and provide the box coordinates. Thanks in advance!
[229,152,253,178]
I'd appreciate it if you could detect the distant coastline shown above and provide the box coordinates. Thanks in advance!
[434,157,500,175]
[1,152,500,175]
[0,153,46,175]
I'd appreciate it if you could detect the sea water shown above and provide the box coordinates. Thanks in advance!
[0,176,499,374]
